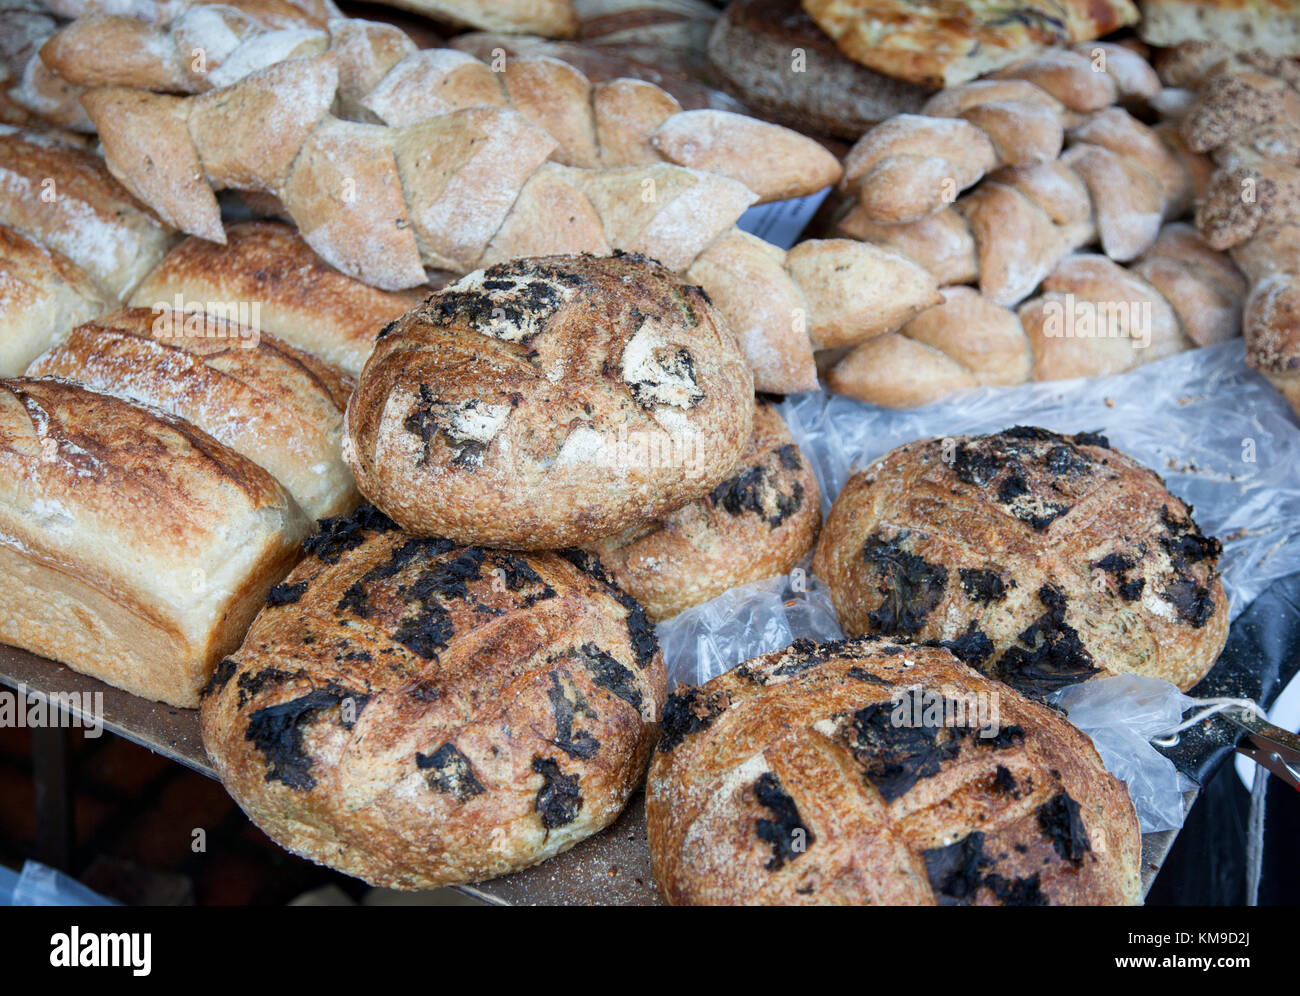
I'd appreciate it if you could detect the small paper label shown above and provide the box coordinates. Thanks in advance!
[736,187,831,250]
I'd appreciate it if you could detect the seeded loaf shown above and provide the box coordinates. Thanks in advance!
[200,508,666,889]
[0,376,308,707]
[647,638,1142,904]
[812,427,1229,695]
[27,306,358,519]
[588,400,822,622]
[344,253,755,549]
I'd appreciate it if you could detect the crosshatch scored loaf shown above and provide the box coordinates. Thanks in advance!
[199,507,667,889]
[647,638,1142,905]
[344,252,755,550]
[813,427,1229,695]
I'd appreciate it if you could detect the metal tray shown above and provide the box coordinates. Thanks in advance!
[0,641,1186,905]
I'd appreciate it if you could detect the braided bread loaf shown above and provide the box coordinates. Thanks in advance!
[1164,43,1300,413]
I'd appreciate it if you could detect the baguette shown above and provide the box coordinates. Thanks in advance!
[0,376,308,707]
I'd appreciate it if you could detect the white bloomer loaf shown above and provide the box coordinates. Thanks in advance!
[0,377,310,707]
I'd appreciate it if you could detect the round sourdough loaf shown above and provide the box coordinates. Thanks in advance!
[343,252,754,549]
[587,399,821,622]
[812,427,1229,695]
[646,638,1142,905]
[199,506,667,889]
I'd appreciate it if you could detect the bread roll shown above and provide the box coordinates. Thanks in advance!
[588,400,821,622]
[0,126,176,299]
[0,223,110,376]
[128,221,423,376]
[812,428,1229,694]
[200,509,665,889]
[0,377,308,707]
[344,253,755,549]
[27,307,359,519]
[647,639,1142,905]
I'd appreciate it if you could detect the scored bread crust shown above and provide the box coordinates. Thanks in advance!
[588,400,822,622]
[647,639,1142,905]
[0,377,308,707]
[812,428,1229,694]
[199,509,666,889]
[344,253,755,550]
[27,307,359,520]
[127,221,424,376]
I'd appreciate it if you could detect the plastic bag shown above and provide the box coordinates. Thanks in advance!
[1049,676,1198,832]
[652,342,1300,831]
[3,861,118,906]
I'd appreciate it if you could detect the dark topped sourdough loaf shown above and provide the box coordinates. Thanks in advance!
[813,427,1228,694]
[588,399,821,621]
[199,507,667,889]
[343,252,755,549]
[647,638,1142,905]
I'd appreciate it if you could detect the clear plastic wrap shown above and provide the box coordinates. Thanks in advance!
[653,341,1300,831]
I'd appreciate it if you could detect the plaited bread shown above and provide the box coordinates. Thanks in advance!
[0,376,308,707]
[812,427,1229,695]
[199,509,665,889]
[343,253,754,549]
[832,204,978,287]
[587,400,821,622]
[374,0,578,37]
[825,286,1031,408]
[128,221,423,376]
[646,639,1142,905]
[27,306,358,519]
[0,126,176,299]
[0,223,111,376]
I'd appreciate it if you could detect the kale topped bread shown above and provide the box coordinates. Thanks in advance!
[813,427,1229,694]
[647,638,1142,905]
[200,507,667,889]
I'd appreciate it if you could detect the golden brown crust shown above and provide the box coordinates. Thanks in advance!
[0,376,307,707]
[812,428,1229,694]
[647,640,1142,905]
[344,253,755,549]
[128,221,423,376]
[199,510,665,889]
[27,306,358,519]
[588,401,822,622]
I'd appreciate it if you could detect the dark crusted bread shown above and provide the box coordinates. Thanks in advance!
[199,507,667,889]
[647,637,1142,905]
[812,427,1228,694]
[587,399,821,621]
[706,0,933,140]
[344,252,755,549]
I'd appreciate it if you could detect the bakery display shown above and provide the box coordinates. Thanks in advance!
[813,427,1229,694]
[344,253,755,549]
[27,307,359,519]
[800,0,1140,88]
[0,377,308,708]
[588,399,822,622]
[200,507,666,888]
[0,222,110,375]
[647,638,1142,904]
[128,221,422,376]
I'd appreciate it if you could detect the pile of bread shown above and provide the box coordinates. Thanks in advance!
[0,0,1276,905]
